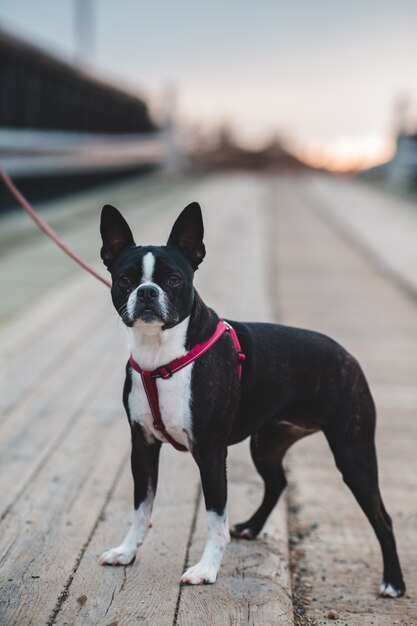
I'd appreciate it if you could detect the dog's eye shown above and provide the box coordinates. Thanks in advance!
[117,275,131,289]
[167,275,181,286]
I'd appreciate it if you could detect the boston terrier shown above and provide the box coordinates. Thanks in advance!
[98,202,405,597]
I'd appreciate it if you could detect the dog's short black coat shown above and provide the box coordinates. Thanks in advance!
[99,201,405,596]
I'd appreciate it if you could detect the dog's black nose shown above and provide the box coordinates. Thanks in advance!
[137,285,159,300]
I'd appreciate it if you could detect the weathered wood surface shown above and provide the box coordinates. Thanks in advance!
[0,173,292,625]
[3,170,417,625]
[276,174,417,625]
[176,450,292,626]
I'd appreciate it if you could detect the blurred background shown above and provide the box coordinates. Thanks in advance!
[0,0,417,204]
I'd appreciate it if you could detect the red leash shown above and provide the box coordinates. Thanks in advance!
[0,167,111,288]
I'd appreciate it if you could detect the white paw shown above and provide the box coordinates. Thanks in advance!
[180,562,217,585]
[379,581,403,598]
[99,544,137,566]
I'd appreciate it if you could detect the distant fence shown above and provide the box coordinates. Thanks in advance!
[0,28,156,134]
[0,28,169,190]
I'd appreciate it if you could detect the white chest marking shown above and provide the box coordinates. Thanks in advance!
[127,317,193,449]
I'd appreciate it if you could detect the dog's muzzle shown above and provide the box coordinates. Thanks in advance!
[127,283,178,326]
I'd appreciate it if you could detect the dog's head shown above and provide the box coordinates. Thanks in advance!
[100,202,205,329]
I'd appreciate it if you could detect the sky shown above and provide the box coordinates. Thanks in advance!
[1,0,417,170]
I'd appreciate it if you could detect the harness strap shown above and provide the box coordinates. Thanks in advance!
[226,322,246,380]
[129,319,245,452]
[140,371,188,451]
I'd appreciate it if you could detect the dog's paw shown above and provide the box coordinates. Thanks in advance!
[379,580,405,598]
[99,545,137,566]
[180,562,217,585]
[230,523,258,540]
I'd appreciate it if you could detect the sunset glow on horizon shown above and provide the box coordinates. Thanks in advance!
[294,136,397,173]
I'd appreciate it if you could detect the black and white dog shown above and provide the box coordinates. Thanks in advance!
[98,202,405,597]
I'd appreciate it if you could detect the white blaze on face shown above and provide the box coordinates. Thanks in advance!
[127,251,167,321]
[142,251,155,283]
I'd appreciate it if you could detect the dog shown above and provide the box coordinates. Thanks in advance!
[98,201,405,597]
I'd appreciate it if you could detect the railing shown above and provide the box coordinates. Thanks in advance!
[0,129,167,177]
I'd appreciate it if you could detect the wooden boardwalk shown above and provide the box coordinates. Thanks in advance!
[1,172,417,625]
[0,174,292,626]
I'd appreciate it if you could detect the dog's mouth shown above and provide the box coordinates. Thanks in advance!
[130,303,179,329]
[119,305,162,328]
[136,306,162,323]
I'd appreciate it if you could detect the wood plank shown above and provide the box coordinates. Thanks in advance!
[170,175,292,624]
[0,280,106,416]
[192,174,275,321]
[0,382,130,624]
[306,174,417,295]
[275,174,417,624]
[0,173,294,625]
[0,173,197,325]
[0,275,92,352]
[176,441,293,626]
[0,171,201,418]
[52,174,294,626]
[54,447,200,626]
[0,301,126,518]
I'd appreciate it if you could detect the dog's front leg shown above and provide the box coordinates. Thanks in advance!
[99,425,161,566]
[181,447,230,585]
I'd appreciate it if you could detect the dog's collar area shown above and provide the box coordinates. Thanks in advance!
[129,319,245,452]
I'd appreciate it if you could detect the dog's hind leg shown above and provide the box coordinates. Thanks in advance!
[323,395,405,598]
[231,420,315,540]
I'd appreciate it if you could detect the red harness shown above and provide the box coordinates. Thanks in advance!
[129,319,245,452]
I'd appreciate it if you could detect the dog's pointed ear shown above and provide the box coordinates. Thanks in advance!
[100,204,135,269]
[167,202,206,269]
